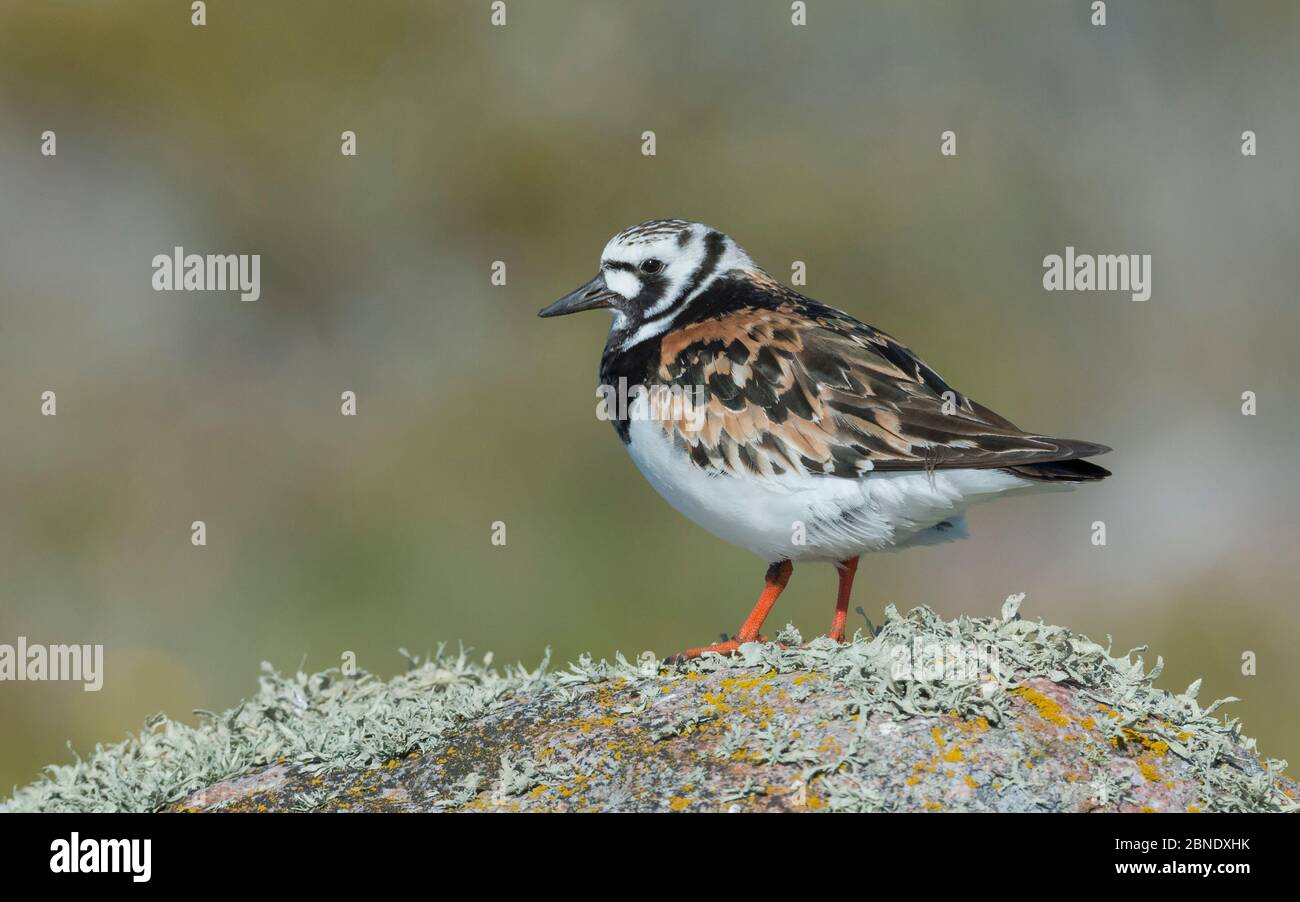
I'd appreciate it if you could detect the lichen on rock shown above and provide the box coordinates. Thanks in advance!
[4,595,1295,813]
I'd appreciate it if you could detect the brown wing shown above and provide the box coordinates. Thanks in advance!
[653,303,1110,480]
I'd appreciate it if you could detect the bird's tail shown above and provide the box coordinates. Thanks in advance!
[1007,455,1111,483]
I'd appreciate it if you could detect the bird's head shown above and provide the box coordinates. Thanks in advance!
[539,219,756,349]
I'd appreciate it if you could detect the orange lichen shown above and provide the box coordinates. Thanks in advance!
[1011,686,1070,727]
[817,736,843,756]
[701,692,731,712]
[949,713,991,735]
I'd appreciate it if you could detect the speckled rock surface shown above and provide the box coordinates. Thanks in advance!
[170,651,1294,813]
[167,665,1294,816]
[9,596,1297,813]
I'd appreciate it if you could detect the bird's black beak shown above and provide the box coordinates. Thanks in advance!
[538,272,617,318]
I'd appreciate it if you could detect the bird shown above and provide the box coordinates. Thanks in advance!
[539,219,1111,662]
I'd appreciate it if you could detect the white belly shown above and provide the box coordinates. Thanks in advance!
[625,416,1048,562]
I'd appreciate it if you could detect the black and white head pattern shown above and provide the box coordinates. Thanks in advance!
[599,219,756,350]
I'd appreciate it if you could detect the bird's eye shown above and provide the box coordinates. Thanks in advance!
[640,258,664,274]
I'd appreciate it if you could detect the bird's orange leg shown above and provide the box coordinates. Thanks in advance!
[669,560,793,662]
[828,556,859,642]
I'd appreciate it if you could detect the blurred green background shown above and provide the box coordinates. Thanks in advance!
[2,0,1298,793]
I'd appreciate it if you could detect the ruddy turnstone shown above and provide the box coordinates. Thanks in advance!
[540,219,1111,661]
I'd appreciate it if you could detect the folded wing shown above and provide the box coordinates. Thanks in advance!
[653,303,1110,481]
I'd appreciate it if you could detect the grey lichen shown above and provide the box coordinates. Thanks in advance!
[4,595,1295,813]
[4,644,550,813]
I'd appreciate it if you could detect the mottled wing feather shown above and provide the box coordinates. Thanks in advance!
[655,295,1108,479]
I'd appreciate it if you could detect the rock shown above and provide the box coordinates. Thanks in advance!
[7,597,1297,813]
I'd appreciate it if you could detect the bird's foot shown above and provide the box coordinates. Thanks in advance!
[665,634,771,665]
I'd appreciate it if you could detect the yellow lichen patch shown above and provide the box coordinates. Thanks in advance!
[913,757,940,776]
[923,800,943,812]
[817,736,843,756]
[720,672,777,694]
[697,672,783,724]
[943,746,965,763]
[554,773,593,799]
[575,714,620,734]
[669,796,691,811]
[964,775,979,789]
[949,713,991,734]
[701,691,732,712]
[1011,686,1070,727]
[1137,757,1161,783]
